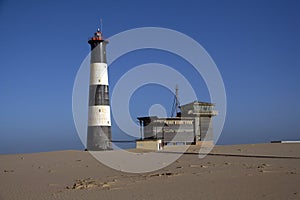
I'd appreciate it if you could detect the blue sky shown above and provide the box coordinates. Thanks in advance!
[0,0,299,154]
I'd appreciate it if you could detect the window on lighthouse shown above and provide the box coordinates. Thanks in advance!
[104,86,109,102]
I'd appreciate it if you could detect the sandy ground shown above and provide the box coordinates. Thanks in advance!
[0,143,299,200]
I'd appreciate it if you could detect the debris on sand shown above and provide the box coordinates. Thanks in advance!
[189,164,208,168]
[3,169,14,173]
[66,178,116,190]
[101,182,111,190]
[257,163,271,169]
[66,178,100,190]
[148,172,178,177]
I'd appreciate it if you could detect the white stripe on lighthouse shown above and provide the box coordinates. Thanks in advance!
[88,105,111,126]
[90,63,109,85]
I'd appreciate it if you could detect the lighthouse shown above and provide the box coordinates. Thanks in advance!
[87,28,112,150]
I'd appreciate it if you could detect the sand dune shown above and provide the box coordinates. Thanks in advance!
[0,143,299,200]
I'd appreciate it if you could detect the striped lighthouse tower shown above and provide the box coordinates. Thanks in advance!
[87,28,112,151]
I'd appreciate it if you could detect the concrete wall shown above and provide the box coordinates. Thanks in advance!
[136,140,163,151]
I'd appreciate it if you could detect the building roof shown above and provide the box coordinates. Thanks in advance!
[181,101,215,107]
[137,116,158,120]
[137,101,217,122]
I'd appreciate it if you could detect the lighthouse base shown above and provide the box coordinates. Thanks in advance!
[87,126,112,151]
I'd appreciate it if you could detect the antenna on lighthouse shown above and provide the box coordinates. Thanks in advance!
[100,18,103,32]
